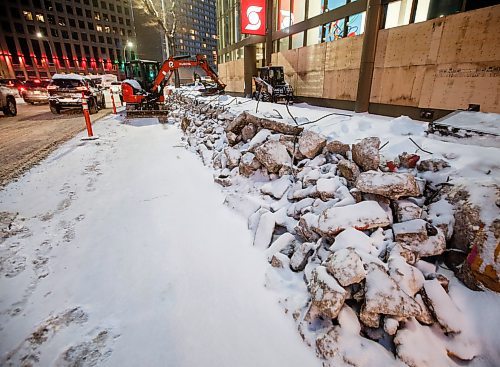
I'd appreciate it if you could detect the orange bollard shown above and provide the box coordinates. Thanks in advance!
[111,91,117,114]
[81,92,96,140]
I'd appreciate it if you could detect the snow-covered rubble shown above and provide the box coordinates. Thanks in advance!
[167,92,499,366]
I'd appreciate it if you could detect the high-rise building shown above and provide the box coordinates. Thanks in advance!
[0,0,136,80]
[133,0,218,66]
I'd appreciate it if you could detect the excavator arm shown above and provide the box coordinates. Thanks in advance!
[151,54,226,93]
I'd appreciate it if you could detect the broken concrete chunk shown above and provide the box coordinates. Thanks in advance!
[226,131,240,146]
[253,211,275,249]
[414,293,435,325]
[406,229,447,257]
[325,248,366,287]
[271,253,290,268]
[325,140,350,157]
[223,147,241,169]
[352,137,380,171]
[265,233,296,262]
[260,176,291,200]
[337,159,361,183]
[241,123,257,142]
[417,158,450,172]
[384,317,400,336]
[329,227,375,254]
[298,130,327,159]
[364,264,422,319]
[307,266,347,319]
[254,140,291,174]
[316,201,392,237]
[239,152,261,177]
[388,251,425,297]
[356,171,421,200]
[359,305,380,328]
[290,241,317,272]
[394,199,423,222]
[421,279,462,333]
[393,219,428,244]
[316,177,342,201]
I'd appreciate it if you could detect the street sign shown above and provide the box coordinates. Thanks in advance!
[241,0,266,36]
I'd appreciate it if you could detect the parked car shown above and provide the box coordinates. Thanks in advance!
[47,74,105,114]
[0,78,23,98]
[21,79,50,104]
[0,84,17,116]
[89,74,118,90]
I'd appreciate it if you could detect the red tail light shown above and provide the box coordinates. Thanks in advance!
[76,86,88,91]
[47,85,58,90]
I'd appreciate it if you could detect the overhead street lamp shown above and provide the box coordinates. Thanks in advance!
[123,41,134,62]
[37,31,57,72]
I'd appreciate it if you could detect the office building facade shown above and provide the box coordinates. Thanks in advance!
[0,0,136,80]
[216,0,500,118]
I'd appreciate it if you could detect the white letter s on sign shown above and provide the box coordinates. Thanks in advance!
[245,6,262,31]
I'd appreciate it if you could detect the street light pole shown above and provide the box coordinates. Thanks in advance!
[37,32,57,74]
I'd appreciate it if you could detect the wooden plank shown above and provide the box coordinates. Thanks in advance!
[369,65,426,107]
[437,5,500,64]
[323,69,359,100]
[325,35,363,71]
[296,71,325,97]
[420,62,500,112]
[298,43,326,72]
[380,21,437,68]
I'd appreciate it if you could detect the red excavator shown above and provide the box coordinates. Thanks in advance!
[122,54,225,117]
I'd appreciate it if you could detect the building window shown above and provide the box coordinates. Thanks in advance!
[384,0,412,29]
[62,30,69,39]
[86,9,92,18]
[100,1,107,10]
[19,38,33,66]
[82,33,88,41]
[99,35,104,43]
[23,10,33,21]
[10,8,21,19]
[44,1,53,11]
[27,25,36,34]
[1,21,11,33]
[58,17,66,27]
[51,28,59,37]
[35,14,44,22]
[33,0,42,9]
[66,5,73,15]
[69,19,76,27]
[95,12,101,21]
[97,25,103,32]
[72,32,79,40]
[88,22,94,30]
[55,2,63,12]
[105,25,110,33]
[15,23,24,33]
[78,20,85,28]
[5,36,19,64]
[76,8,83,16]
[90,34,96,42]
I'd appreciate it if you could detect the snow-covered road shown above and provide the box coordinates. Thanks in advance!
[0,114,321,366]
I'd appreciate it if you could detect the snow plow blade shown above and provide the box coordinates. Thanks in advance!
[124,109,170,123]
[125,110,169,118]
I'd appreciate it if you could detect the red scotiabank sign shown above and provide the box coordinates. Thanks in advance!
[241,0,266,36]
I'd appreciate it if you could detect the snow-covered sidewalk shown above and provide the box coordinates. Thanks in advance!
[0,115,321,366]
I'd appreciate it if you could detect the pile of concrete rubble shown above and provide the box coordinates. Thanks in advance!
[169,97,497,366]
